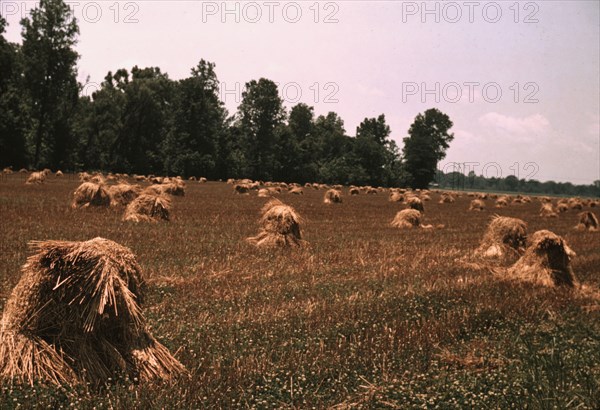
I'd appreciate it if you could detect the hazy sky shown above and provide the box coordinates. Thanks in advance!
[3,0,599,184]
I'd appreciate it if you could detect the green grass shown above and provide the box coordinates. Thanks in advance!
[0,175,599,409]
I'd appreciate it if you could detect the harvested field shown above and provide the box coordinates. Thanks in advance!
[0,175,599,408]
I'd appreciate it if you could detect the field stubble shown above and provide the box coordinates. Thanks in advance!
[0,174,599,409]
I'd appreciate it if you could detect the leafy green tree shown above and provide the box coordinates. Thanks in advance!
[504,175,519,191]
[163,60,227,178]
[0,16,28,168]
[402,108,454,189]
[354,114,398,186]
[73,71,127,171]
[280,103,317,182]
[236,78,286,180]
[314,112,348,163]
[20,0,80,169]
[111,66,175,174]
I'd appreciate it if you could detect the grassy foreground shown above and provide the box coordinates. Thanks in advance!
[0,174,599,409]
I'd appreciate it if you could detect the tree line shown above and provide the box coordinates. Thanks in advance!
[0,0,454,189]
[437,172,600,198]
[1,0,597,196]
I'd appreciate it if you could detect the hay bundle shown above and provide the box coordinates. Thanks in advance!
[19,168,28,173]
[324,189,342,204]
[469,199,485,211]
[576,211,598,231]
[506,230,578,287]
[406,196,424,212]
[289,187,303,195]
[539,203,558,218]
[349,187,360,195]
[474,216,527,263]
[569,198,583,210]
[557,203,569,213]
[0,238,186,386]
[590,200,598,208]
[540,196,552,203]
[268,187,281,194]
[366,187,378,195]
[2,167,13,174]
[247,199,305,248]
[161,178,185,194]
[421,194,431,201]
[234,184,250,195]
[124,194,171,223]
[72,182,110,209]
[55,170,64,177]
[477,193,488,200]
[25,171,46,184]
[143,184,166,196]
[90,174,106,185]
[391,209,432,229]
[199,177,207,183]
[258,188,270,198]
[188,176,197,181]
[389,192,404,202]
[161,182,185,196]
[134,175,145,182]
[79,172,91,182]
[495,197,508,208]
[439,193,455,204]
[108,184,143,207]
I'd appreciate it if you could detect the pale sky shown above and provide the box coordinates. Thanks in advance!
[3,0,599,184]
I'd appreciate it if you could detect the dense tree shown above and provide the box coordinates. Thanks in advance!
[0,17,28,168]
[20,0,79,169]
[281,103,317,182]
[402,108,454,189]
[236,78,286,180]
[354,114,399,186]
[74,71,128,171]
[111,66,174,174]
[163,60,228,178]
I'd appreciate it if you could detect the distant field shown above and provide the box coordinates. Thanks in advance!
[1,174,599,409]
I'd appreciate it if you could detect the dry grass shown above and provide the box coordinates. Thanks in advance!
[0,176,598,408]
